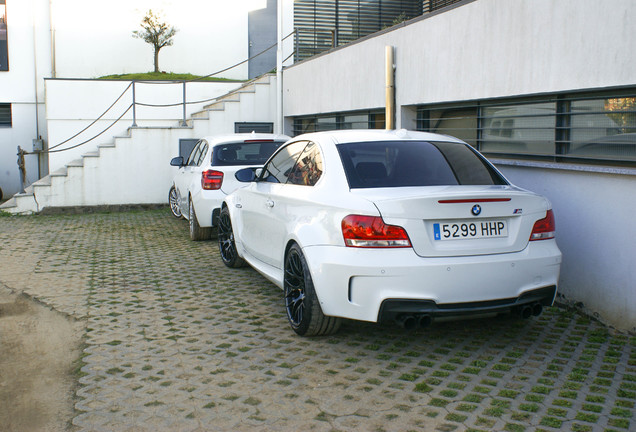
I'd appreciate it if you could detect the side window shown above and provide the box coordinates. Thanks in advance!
[196,143,208,166]
[260,141,308,183]
[186,141,202,166]
[287,141,323,186]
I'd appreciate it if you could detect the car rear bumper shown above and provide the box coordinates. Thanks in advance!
[191,191,226,228]
[378,285,556,323]
[302,240,561,323]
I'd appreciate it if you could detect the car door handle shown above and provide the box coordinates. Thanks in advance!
[266,199,275,208]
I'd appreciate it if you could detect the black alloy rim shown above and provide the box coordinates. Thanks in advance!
[169,189,180,216]
[218,212,237,263]
[284,250,306,326]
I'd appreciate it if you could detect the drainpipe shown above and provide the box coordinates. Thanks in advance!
[276,0,283,134]
[385,45,395,130]
[49,0,56,78]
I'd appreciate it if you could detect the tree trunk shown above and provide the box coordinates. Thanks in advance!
[154,48,160,73]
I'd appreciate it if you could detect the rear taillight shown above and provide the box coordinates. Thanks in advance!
[342,215,411,248]
[530,209,556,241]
[201,170,223,190]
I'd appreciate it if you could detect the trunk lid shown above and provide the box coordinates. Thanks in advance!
[353,185,550,257]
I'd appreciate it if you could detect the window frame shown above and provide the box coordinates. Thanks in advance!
[292,110,385,136]
[0,103,10,127]
[416,88,636,167]
[259,140,309,184]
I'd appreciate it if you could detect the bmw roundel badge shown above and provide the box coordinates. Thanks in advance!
[471,204,481,216]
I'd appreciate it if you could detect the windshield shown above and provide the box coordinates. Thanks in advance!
[337,141,508,188]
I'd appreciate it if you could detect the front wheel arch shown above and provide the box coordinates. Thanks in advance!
[283,242,341,336]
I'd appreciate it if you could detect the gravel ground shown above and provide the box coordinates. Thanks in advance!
[0,208,634,431]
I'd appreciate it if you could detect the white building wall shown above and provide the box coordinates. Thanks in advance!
[284,0,636,118]
[45,79,243,171]
[49,0,267,80]
[1,0,272,199]
[282,0,636,331]
[496,163,636,331]
[0,0,51,198]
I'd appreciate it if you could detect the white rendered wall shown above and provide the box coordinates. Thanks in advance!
[1,0,265,198]
[49,0,269,80]
[283,0,636,118]
[45,79,243,171]
[0,0,51,198]
[495,163,636,333]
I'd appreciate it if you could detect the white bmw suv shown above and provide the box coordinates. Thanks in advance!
[169,133,290,240]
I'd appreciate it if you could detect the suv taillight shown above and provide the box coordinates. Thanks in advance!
[342,215,411,248]
[530,209,556,241]
[202,170,223,190]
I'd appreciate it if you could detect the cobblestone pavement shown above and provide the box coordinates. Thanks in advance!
[0,209,634,431]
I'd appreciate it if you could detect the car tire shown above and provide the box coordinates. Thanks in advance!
[284,244,341,336]
[169,186,182,219]
[189,199,212,241]
[218,206,246,268]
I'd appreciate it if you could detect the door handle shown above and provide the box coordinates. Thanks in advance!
[266,199,275,208]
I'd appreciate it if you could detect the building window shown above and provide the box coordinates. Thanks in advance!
[293,1,466,62]
[0,0,8,71]
[568,96,636,162]
[417,105,479,146]
[0,103,11,127]
[417,89,636,165]
[480,101,557,157]
[293,110,385,136]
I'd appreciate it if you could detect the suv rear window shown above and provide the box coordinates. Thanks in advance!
[337,141,508,188]
[212,141,284,166]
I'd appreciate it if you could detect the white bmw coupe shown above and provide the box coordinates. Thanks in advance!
[219,129,562,336]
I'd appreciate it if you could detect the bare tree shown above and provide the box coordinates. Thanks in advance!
[132,10,178,73]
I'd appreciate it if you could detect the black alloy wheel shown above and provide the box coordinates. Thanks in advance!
[218,206,245,268]
[284,244,341,336]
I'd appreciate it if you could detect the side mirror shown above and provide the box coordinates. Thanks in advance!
[235,167,258,182]
[170,156,184,167]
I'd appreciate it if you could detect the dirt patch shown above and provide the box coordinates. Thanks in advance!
[0,286,83,431]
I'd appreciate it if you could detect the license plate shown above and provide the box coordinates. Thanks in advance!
[433,220,508,241]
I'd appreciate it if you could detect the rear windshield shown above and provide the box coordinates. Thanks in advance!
[212,141,285,166]
[337,141,508,188]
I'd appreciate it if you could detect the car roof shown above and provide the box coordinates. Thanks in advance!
[290,129,467,145]
[200,133,291,147]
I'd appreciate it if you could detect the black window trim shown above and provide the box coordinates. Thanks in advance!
[415,86,636,170]
[0,103,11,127]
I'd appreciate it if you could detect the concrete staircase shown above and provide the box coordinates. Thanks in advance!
[0,74,277,215]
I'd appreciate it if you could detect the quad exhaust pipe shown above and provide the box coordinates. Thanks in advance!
[395,303,543,329]
[518,303,543,319]
[395,314,432,329]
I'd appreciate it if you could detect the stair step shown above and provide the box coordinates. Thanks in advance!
[0,197,17,209]
[33,176,51,187]
[50,167,68,177]
[4,72,276,215]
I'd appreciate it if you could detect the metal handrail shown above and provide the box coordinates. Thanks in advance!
[23,30,297,158]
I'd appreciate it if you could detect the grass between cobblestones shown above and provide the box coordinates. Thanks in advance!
[0,208,634,431]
